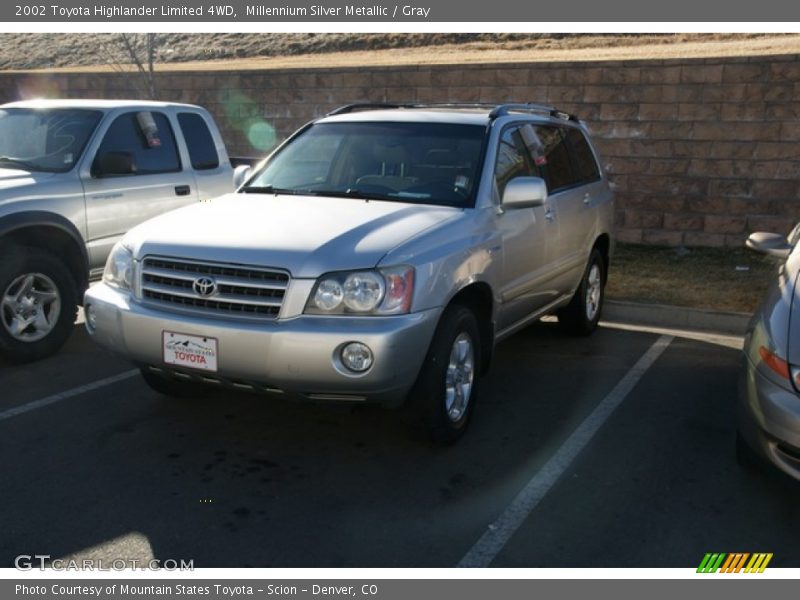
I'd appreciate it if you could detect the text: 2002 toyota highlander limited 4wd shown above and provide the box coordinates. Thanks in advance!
[85,103,614,442]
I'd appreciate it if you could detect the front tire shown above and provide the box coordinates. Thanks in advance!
[404,305,482,444]
[0,246,78,363]
[558,248,605,337]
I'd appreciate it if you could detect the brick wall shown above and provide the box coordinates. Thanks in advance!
[3,53,800,247]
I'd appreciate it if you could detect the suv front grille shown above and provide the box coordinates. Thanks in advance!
[140,257,289,319]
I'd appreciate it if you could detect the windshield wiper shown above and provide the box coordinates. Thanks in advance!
[0,156,40,171]
[306,188,397,202]
[239,185,300,195]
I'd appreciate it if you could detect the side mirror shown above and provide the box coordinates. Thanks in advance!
[746,231,792,259]
[93,151,135,177]
[233,164,252,189]
[502,177,548,209]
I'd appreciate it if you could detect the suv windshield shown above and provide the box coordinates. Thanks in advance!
[0,108,103,173]
[243,121,486,206]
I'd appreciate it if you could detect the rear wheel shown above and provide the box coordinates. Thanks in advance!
[558,248,605,336]
[404,305,482,444]
[0,246,78,363]
[139,368,210,399]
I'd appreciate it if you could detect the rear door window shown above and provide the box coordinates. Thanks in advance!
[564,127,601,184]
[178,112,220,170]
[531,126,573,193]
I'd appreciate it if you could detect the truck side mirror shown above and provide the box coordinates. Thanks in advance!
[502,177,548,209]
[746,231,792,259]
[233,164,252,189]
[93,151,135,177]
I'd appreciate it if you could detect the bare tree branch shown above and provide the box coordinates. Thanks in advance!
[101,33,159,99]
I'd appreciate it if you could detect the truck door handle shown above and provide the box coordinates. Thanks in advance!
[583,193,591,205]
[175,185,191,196]
[545,208,554,222]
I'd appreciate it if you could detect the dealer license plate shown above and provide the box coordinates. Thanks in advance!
[162,331,218,372]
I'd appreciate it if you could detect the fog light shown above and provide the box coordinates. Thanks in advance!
[340,342,373,373]
[84,303,97,333]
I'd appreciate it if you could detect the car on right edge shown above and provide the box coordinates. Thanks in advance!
[739,224,800,480]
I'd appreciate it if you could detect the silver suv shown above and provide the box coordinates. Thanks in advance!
[84,103,614,442]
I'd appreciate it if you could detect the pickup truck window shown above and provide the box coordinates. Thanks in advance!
[0,108,102,173]
[94,111,181,175]
[178,112,220,170]
[244,122,486,207]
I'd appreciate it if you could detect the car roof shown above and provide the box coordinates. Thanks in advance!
[0,98,203,111]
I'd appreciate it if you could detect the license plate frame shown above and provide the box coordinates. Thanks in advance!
[162,330,219,372]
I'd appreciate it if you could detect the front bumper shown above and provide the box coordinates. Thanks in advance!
[84,282,441,405]
[738,353,800,480]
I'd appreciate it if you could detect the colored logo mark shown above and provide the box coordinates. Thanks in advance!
[697,553,773,573]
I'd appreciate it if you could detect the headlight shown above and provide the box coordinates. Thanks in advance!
[342,271,384,312]
[103,243,134,290]
[305,266,414,315]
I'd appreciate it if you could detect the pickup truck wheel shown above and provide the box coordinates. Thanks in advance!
[404,305,481,444]
[139,368,210,399]
[0,247,78,363]
[557,248,605,337]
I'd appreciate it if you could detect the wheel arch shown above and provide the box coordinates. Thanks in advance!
[592,233,611,280]
[0,212,89,303]
[447,281,495,374]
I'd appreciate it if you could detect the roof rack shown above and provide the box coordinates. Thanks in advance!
[326,102,579,122]
[488,103,580,122]
[326,103,405,116]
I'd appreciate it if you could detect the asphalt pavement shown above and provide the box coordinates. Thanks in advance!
[1,317,798,568]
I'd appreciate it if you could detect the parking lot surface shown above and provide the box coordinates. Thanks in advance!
[2,317,799,568]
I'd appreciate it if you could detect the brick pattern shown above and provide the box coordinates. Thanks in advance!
[3,54,800,247]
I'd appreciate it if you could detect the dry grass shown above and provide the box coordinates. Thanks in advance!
[1,33,799,72]
[606,244,778,314]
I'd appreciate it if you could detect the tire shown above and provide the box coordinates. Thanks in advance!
[0,246,78,363]
[139,368,210,399]
[404,304,482,444]
[557,248,606,337]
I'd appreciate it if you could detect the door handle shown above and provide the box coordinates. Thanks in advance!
[545,208,555,222]
[583,193,591,205]
[175,185,191,196]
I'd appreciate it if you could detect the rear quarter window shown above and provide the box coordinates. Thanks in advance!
[178,112,220,170]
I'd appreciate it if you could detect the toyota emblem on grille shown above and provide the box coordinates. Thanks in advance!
[192,276,217,297]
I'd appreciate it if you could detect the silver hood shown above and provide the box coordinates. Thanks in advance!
[0,169,56,202]
[124,193,463,278]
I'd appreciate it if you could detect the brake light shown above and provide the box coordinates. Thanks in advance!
[759,346,790,379]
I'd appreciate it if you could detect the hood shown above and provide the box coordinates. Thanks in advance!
[0,169,56,200]
[125,193,462,278]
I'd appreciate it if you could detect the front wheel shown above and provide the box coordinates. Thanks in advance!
[404,305,482,444]
[0,247,78,363]
[557,248,606,336]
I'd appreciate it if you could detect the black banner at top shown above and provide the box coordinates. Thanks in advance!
[5,0,800,22]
